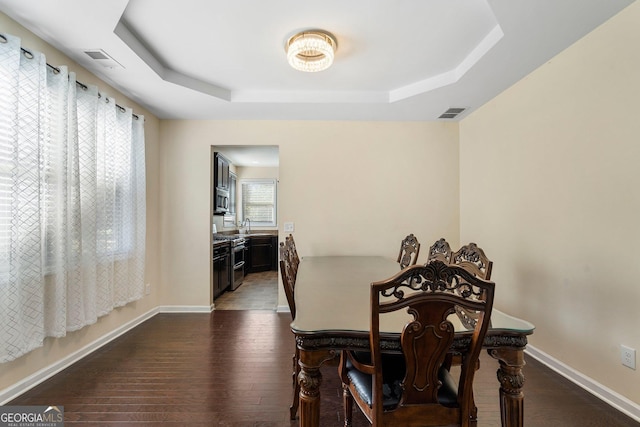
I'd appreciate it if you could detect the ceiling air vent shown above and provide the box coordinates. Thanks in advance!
[438,107,466,119]
[83,49,123,69]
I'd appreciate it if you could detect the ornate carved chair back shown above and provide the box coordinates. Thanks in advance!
[286,234,300,281]
[397,233,420,269]
[450,242,493,280]
[426,237,453,265]
[449,242,493,331]
[339,261,495,426]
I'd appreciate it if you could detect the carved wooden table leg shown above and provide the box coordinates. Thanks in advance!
[297,349,335,427]
[488,347,526,427]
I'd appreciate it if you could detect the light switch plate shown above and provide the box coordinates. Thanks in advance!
[284,222,295,232]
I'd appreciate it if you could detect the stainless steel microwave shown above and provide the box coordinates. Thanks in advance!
[214,187,229,214]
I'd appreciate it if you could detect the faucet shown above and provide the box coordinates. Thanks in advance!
[242,218,251,234]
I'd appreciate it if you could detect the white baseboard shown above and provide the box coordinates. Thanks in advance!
[526,345,640,422]
[157,305,212,313]
[276,304,291,314]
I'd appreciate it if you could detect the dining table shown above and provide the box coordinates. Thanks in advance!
[290,255,535,427]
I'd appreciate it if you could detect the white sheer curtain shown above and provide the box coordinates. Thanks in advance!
[0,33,146,363]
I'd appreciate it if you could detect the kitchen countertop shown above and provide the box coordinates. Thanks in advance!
[213,230,278,248]
[239,232,278,238]
[217,230,279,238]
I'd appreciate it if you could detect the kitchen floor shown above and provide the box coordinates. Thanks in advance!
[214,269,279,310]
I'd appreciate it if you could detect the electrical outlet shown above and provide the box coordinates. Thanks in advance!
[621,345,636,369]
[284,222,295,232]
[145,283,151,295]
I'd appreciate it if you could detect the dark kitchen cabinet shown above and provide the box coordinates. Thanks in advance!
[244,243,251,275]
[247,235,278,273]
[212,243,231,300]
[213,152,231,215]
[249,236,272,273]
[271,236,278,271]
[214,152,230,191]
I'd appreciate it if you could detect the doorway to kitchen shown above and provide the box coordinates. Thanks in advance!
[211,145,280,311]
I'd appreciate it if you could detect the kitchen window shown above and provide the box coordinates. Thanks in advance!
[241,179,277,227]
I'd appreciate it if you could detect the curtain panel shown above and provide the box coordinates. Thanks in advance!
[0,33,146,363]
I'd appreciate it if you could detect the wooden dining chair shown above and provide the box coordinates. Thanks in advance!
[279,241,300,420]
[450,242,493,281]
[449,242,493,328]
[338,261,495,426]
[280,241,296,319]
[286,234,300,281]
[397,233,420,269]
[425,237,453,264]
[443,241,494,411]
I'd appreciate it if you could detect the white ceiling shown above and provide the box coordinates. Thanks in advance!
[216,146,280,168]
[0,0,634,123]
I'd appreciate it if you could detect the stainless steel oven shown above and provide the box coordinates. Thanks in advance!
[214,234,246,291]
[231,238,245,290]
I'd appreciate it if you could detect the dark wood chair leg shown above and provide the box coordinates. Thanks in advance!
[290,347,301,420]
[342,383,353,426]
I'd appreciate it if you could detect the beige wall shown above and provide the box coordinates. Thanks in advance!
[0,13,161,392]
[460,2,640,404]
[159,120,460,307]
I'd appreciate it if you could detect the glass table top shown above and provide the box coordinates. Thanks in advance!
[291,256,535,335]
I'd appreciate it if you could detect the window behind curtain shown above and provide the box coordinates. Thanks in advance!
[0,33,146,363]
[241,179,277,227]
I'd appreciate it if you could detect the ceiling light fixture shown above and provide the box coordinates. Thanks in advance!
[286,30,337,72]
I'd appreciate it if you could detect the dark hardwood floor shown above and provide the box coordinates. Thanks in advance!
[8,285,639,426]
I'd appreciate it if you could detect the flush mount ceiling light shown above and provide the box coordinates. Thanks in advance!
[286,30,337,72]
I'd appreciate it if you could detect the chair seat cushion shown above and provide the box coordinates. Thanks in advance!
[345,352,458,409]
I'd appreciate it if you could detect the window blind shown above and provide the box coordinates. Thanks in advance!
[241,179,276,226]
